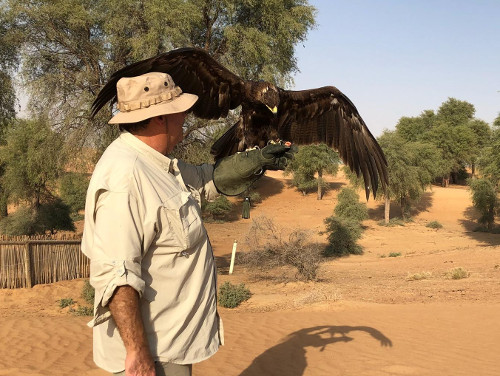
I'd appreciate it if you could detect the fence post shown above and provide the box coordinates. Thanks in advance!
[23,242,33,288]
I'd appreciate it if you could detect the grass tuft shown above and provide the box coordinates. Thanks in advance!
[426,221,443,229]
[406,271,432,281]
[58,298,75,308]
[447,267,469,280]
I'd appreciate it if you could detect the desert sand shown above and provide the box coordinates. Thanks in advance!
[1,171,499,376]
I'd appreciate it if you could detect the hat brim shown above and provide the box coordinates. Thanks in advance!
[108,93,198,124]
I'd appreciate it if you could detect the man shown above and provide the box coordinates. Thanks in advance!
[82,72,291,376]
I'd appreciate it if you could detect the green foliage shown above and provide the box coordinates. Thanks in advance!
[323,216,363,257]
[286,144,340,199]
[203,195,233,220]
[0,117,66,207]
[0,199,75,235]
[478,115,500,185]
[58,298,75,308]
[323,188,367,257]
[468,178,498,231]
[334,188,368,222]
[426,221,443,229]
[395,98,491,184]
[81,280,95,305]
[377,131,441,218]
[60,173,89,213]
[6,0,316,151]
[218,282,251,308]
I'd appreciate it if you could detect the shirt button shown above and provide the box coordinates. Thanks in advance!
[181,251,189,258]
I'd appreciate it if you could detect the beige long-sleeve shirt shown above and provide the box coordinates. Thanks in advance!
[82,131,223,373]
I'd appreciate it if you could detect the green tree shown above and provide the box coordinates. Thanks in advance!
[0,198,74,235]
[478,114,500,186]
[7,0,316,154]
[349,131,441,222]
[0,117,66,210]
[285,144,340,199]
[396,98,489,185]
[59,172,89,213]
[468,178,498,231]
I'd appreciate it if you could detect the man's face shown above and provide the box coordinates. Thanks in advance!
[165,112,186,151]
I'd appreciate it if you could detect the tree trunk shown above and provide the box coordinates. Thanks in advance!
[317,171,323,200]
[384,196,390,224]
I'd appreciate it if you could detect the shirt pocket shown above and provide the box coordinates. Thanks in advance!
[161,191,205,251]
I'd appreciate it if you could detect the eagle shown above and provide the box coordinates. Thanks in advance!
[91,47,388,199]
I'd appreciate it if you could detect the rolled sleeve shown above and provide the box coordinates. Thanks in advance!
[87,190,145,327]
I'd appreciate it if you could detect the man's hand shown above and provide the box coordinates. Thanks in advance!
[109,286,155,376]
[125,349,155,376]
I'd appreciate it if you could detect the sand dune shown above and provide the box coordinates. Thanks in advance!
[1,171,499,375]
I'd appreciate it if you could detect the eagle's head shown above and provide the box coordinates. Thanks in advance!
[251,81,280,115]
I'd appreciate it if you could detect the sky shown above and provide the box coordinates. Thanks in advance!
[292,0,500,137]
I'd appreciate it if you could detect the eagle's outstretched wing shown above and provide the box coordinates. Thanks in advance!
[91,47,245,119]
[277,87,388,198]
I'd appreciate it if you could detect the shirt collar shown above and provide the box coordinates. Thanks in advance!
[119,131,176,173]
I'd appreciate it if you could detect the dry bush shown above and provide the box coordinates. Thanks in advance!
[238,216,322,281]
[406,271,432,281]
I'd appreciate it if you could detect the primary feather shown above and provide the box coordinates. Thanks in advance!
[92,47,388,198]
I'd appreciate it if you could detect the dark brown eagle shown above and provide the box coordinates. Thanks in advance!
[91,47,388,199]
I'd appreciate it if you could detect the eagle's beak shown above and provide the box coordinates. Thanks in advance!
[266,105,278,116]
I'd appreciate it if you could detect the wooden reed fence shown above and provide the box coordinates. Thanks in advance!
[0,235,89,289]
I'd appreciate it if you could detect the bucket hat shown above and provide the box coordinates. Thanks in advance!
[108,72,198,124]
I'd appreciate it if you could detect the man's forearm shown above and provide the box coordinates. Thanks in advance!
[109,286,155,375]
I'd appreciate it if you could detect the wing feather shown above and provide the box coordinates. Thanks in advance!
[91,47,244,119]
[278,86,388,198]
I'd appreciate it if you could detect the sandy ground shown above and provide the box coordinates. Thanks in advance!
[1,171,499,376]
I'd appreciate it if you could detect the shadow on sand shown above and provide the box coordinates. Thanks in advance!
[239,325,392,376]
[459,206,500,246]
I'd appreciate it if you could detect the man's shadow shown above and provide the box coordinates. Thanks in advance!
[239,325,392,376]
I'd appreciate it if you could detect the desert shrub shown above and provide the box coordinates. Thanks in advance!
[82,280,95,305]
[426,221,443,229]
[203,195,233,220]
[241,216,322,281]
[388,252,402,257]
[72,305,93,316]
[447,267,469,280]
[323,188,368,257]
[406,272,432,281]
[0,199,74,235]
[334,188,368,222]
[60,172,89,213]
[323,216,363,257]
[59,298,75,308]
[218,282,251,308]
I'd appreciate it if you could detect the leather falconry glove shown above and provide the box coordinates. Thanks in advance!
[213,142,295,196]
